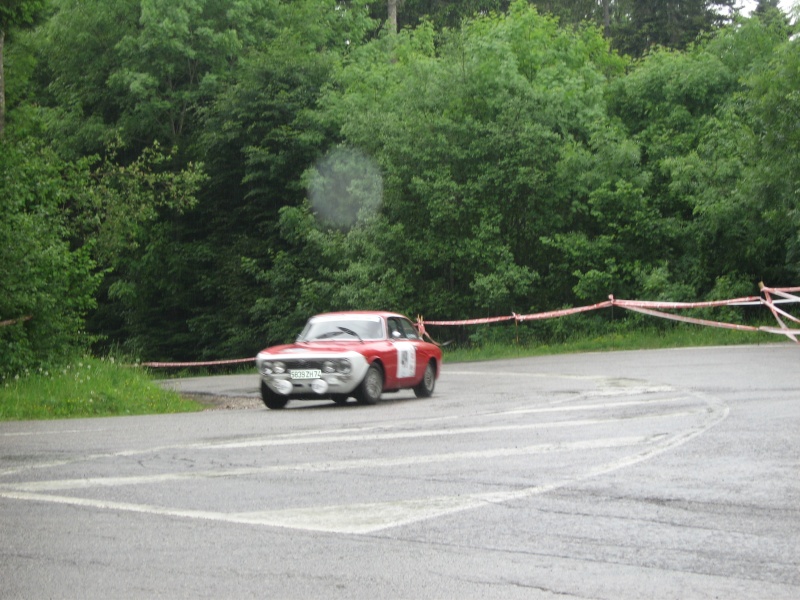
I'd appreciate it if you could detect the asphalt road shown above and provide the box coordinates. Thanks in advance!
[1,344,799,599]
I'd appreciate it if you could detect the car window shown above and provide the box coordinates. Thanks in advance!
[387,317,404,339]
[398,318,419,340]
[300,317,384,341]
[388,317,419,340]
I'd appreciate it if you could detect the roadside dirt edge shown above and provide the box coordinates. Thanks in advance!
[180,393,262,411]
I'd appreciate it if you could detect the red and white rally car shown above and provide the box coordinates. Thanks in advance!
[255,311,442,409]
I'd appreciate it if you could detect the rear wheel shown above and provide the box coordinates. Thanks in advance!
[261,381,289,410]
[356,364,383,405]
[413,361,436,398]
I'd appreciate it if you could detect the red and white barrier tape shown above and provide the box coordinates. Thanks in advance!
[141,283,800,367]
[515,300,615,322]
[141,357,255,368]
[421,284,800,344]
[619,305,760,332]
[421,315,516,326]
[760,284,800,342]
[610,296,762,310]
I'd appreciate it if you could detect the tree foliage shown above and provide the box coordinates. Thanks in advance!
[0,140,100,376]
[1,0,798,370]
[0,0,47,136]
[611,0,735,56]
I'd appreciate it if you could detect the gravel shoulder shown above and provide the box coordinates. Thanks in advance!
[180,392,262,411]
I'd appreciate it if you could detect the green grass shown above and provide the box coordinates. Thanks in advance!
[0,357,204,421]
[442,323,782,363]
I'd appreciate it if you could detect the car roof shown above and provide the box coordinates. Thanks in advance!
[309,310,416,321]
[310,311,409,320]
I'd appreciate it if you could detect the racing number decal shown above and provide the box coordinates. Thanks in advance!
[395,342,416,378]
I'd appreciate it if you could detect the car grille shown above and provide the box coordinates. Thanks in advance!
[283,359,325,370]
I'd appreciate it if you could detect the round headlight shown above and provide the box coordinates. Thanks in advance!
[337,359,352,374]
[323,360,336,373]
[273,361,286,374]
[260,361,273,376]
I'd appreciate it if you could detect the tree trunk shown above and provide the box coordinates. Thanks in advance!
[388,0,398,35]
[603,0,611,37]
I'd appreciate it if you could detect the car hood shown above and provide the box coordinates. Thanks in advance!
[257,341,385,357]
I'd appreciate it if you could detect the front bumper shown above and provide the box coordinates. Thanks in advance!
[255,351,369,397]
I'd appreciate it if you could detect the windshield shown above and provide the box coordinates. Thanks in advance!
[298,316,385,342]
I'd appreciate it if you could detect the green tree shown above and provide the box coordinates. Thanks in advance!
[31,0,141,158]
[393,0,511,30]
[0,130,205,374]
[33,0,241,160]
[733,25,800,279]
[605,15,793,299]
[293,1,627,322]
[753,0,784,18]
[0,139,101,376]
[0,0,46,137]
[613,0,734,56]
[95,0,377,358]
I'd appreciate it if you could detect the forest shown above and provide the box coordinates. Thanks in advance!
[1,0,798,374]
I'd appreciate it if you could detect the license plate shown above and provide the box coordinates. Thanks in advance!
[290,369,322,380]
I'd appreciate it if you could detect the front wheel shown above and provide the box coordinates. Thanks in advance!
[413,361,436,398]
[261,381,289,410]
[356,363,383,405]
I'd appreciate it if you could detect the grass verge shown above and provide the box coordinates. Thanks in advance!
[0,357,204,421]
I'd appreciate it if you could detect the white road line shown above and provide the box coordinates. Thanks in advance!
[0,398,726,535]
[0,405,703,477]
[444,371,607,380]
[0,435,658,492]
[0,392,729,534]
[202,410,703,450]
[0,427,111,438]
[582,385,676,397]
[502,396,688,416]
[0,433,686,535]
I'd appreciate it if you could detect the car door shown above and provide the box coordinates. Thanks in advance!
[400,317,434,381]
[386,317,419,385]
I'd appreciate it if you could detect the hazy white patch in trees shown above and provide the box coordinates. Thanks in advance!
[307,147,383,230]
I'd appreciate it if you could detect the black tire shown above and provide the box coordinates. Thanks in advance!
[413,361,436,398]
[331,394,349,405]
[261,380,289,410]
[356,363,383,405]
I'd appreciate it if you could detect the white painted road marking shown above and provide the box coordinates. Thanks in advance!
[0,435,657,492]
[0,393,693,477]
[0,388,729,534]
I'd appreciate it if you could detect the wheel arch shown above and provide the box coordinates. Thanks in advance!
[367,356,386,374]
[431,356,440,377]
